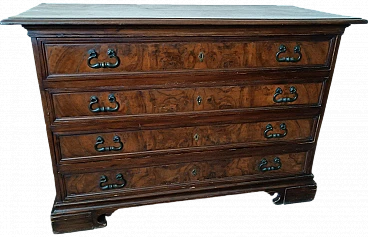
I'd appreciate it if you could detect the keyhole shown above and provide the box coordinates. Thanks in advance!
[191,169,197,176]
[198,52,204,62]
[197,96,202,105]
[194,134,199,141]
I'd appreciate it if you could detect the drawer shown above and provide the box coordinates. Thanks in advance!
[45,39,331,76]
[53,83,323,119]
[58,118,315,160]
[63,152,307,198]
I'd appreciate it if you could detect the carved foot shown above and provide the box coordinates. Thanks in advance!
[267,185,318,206]
[50,212,108,236]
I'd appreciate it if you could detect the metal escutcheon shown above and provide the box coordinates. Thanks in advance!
[191,169,197,176]
[198,52,205,62]
[197,96,202,105]
[193,134,200,141]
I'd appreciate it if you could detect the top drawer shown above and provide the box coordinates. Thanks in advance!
[44,38,332,77]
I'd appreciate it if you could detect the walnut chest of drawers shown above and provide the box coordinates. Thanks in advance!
[1,4,367,234]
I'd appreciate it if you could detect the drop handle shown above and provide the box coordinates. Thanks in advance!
[95,135,124,152]
[259,157,282,172]
[99,173,126,190]
[89,94,120,113]
[273,86,298,103]
[276,44,302,62]
[264,123,288,139]
[87,48,120,68]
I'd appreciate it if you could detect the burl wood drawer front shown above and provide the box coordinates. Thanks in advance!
[53,83,322,119]
[63,152,307,197]
[58,118,315,160]
[45,39,331,76]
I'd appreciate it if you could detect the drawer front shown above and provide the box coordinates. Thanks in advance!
[63,152,307,197]
[53,83,323,119]
[59,118,315,160]
[45,40,331,76]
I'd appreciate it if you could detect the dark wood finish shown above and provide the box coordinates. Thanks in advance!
[1,4,366,25]
[51,107,321,134]
[64,152,307,197]
[51,212,105,234]
[51,175,316,233]
[26,25,347,39]
[284,184,317,204]
[44,70,329,91]
[52,82,322,119]
[45,40,331,75]
[58,142,315,172]
[59,118,314,159]
[1,4,366,234]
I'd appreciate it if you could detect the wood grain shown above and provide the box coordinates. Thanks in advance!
[27,25,346,39]
[43,68,330,91]
[58,142,315,171]
[1,4,358,20]
[52,83,323,119]
[59,118,314,159]
[283,184,317,204]
[2,4,364,233]
[45,40,331,75]
[64,152,307,197]
[52,175,317,234]
[2,4,366,25]
[51,212,98,234]
[51,107,321,134]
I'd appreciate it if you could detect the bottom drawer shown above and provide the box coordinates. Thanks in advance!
[63,151,307,199]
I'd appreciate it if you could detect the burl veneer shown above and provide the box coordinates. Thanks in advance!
[1,4,366,234]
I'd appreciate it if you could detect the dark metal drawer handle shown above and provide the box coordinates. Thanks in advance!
[89,94,119,113]
[276,45,302,62]
[87,48,120,68]
[100,173,126,190]
[264,123,288,139]
[95,135,124,152]
[259,157,282,172]
[273,86,298,103]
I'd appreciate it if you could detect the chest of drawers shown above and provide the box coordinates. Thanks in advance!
[1,4,366,234]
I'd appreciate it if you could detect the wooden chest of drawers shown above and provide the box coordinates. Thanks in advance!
[1,4,366,234]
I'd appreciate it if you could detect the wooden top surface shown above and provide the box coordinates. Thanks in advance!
[1,4,367,25]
